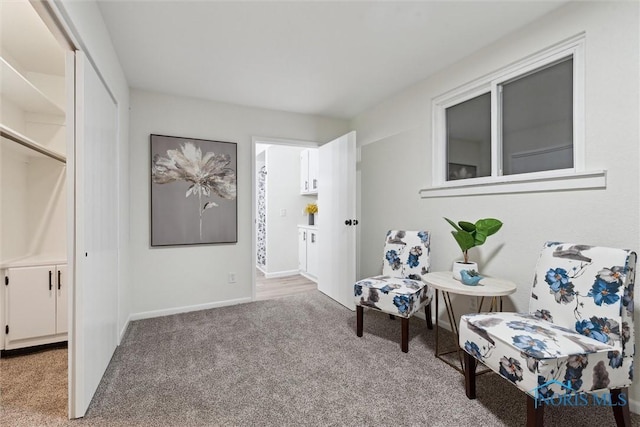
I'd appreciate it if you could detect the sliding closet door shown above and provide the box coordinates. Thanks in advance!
[71,50,118,417]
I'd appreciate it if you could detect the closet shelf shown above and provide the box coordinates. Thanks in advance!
[1,124,66,163]
[0,56,65,116]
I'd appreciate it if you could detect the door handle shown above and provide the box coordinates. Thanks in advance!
[345,219,358,226]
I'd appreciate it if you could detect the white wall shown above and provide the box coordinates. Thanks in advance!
[56,0,131,337]
[26,156,66,256]
[264,145,309,275]
[1,147,29,260]
[353,0,639,406]
[129,89,348,316]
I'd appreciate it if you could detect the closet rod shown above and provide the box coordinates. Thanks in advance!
[0,125,66,164]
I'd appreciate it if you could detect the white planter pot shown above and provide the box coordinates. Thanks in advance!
[452,261,478,280]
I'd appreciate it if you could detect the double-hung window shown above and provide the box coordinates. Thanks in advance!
[426,34,603,197]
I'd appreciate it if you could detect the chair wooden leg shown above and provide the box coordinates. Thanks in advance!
[356,306,363,337]
[464,351,477,399]
[612,387,631,427]
[425,302,433,330]
[526,394,544,427]
[401,317,409,353]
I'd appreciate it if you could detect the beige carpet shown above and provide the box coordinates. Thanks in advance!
[2,292,640,426]
[1,346,68,425]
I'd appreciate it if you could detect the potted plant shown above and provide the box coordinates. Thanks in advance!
[305,203,318,225]
[444,217,503,280]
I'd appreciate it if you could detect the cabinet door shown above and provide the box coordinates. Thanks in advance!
[300,150,309,193]
[298,228,308,271]
[56,265,68,334]
[7,266,56,341]
[307,231,318,278]
[308,149,319,193]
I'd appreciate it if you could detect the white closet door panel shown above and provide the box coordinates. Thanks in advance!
[73,51,118,417]
[56,264,68,334]
[7,266,56,341]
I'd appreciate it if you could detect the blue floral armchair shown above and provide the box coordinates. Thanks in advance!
[354,230,433,352]
[460,242,636,426]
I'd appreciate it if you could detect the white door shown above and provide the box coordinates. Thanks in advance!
[71,51,119,418]
[317,131,356,310]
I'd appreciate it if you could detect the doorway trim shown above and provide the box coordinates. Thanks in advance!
[251,136,318,301]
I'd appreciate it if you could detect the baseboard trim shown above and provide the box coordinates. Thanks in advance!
[300,271,318,283]
[264,269,299,279]
[130,297,253,321]
[118,315,131,344]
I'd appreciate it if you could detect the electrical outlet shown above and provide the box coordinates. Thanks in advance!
[228,272,236,283]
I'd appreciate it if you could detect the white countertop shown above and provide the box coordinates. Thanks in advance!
[0,254,67,269]
[298,224,318,230]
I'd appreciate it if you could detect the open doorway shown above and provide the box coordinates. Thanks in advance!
[0,0,72,421]
[253,139,318,300]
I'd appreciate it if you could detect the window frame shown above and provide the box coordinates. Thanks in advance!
[425,34,602,197]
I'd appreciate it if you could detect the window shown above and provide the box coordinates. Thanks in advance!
[427,34,601,197]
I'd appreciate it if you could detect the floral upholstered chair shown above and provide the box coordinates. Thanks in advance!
[460,242,636,427]
[354,230,433,352]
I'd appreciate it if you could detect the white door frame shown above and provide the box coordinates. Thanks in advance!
[250,136,318,300]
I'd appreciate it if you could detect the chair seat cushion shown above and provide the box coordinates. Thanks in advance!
[354,276,432,318]
[460,312,632,398]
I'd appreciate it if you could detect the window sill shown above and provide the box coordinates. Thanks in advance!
[419,170,606,198]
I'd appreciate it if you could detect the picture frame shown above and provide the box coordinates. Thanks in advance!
[448,162,477,181]
[150,134,237,246]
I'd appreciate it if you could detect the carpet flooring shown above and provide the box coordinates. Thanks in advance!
[2,290,640,426]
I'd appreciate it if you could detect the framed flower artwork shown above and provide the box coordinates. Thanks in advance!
[150,134,237,246]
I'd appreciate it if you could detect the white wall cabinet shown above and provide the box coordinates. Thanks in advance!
[4,263,67,350]
[300,148,319,194]
[298,226,318,281]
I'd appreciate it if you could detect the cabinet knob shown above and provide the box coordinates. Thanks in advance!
[58,270,61,290]
[49,271,52,290]
[345,219,352,226]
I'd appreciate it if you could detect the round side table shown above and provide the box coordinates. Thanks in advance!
[422,271,517,373]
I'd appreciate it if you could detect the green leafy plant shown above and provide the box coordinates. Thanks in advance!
[444,217,503,264]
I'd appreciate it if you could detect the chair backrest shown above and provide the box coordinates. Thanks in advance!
[529,242,636,355]
[381,230,430,280]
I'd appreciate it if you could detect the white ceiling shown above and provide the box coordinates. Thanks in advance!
[97,1,569,119]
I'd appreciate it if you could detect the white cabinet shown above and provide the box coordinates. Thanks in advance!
[298,226,318,281]
[4,264,67,350]
[298,228,308,272]
[300,148,319,194]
